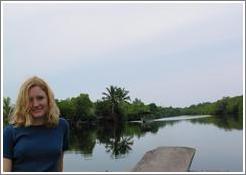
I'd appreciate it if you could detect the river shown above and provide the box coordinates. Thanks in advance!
[63,115,243,172]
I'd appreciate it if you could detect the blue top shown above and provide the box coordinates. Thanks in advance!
[3,118,69,172]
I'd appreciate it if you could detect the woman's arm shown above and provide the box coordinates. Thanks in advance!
[3,158,12,172]
[58,152,64,172]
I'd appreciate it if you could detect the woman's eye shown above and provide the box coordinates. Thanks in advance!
[37,96,44,100]
[29,97,33,102]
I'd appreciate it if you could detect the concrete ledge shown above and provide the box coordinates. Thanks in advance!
[132,146,196,172]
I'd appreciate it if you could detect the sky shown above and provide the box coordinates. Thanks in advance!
[2,2,244,108]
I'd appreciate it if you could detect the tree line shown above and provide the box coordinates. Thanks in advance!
[3,85,243,126]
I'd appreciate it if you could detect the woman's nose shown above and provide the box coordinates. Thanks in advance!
[33,99,39,107]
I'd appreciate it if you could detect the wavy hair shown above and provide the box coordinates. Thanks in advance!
[10,76,60,127]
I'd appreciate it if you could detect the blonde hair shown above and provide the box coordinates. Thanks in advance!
[10,76,60,127]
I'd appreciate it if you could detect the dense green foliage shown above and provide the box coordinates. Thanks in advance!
[182,96,243,116]
[3,97,14,126]
[3,85,243,126]
[56,93,96,123]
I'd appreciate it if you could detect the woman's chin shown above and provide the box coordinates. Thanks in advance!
[32,114,46,119]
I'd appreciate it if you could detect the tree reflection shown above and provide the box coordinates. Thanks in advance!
[68,114,243,159]
[97,121,134,159]
[69,123,97,157]
[189,114,243,131]
[105,135,134,159]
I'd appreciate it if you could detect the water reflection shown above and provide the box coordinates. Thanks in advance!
[69,124,97,157]
[68,115,243,158]
[189,114,243,131]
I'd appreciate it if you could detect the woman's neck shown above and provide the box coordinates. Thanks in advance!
[31,117,45,126]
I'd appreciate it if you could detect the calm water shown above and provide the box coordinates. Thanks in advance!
[63,115,243,172]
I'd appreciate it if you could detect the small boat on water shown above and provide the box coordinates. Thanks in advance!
[132,146,196,172]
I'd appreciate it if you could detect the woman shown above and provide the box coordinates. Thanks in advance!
[3,76,69,172]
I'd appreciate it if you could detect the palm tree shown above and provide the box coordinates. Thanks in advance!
[102,86,117,117]
[116,87,131,102]
[102,86,130,121]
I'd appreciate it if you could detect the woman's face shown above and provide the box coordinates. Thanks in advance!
[28,86,48,118]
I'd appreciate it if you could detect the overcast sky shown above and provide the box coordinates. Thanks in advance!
[2,2,244,107]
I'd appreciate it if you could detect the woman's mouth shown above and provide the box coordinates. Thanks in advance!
[32,108,43,113]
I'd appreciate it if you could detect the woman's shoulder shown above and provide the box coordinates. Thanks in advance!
[59,117,68,124]
[3,124,15,137]
[58,117,69,129]
[4,124,14,132]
